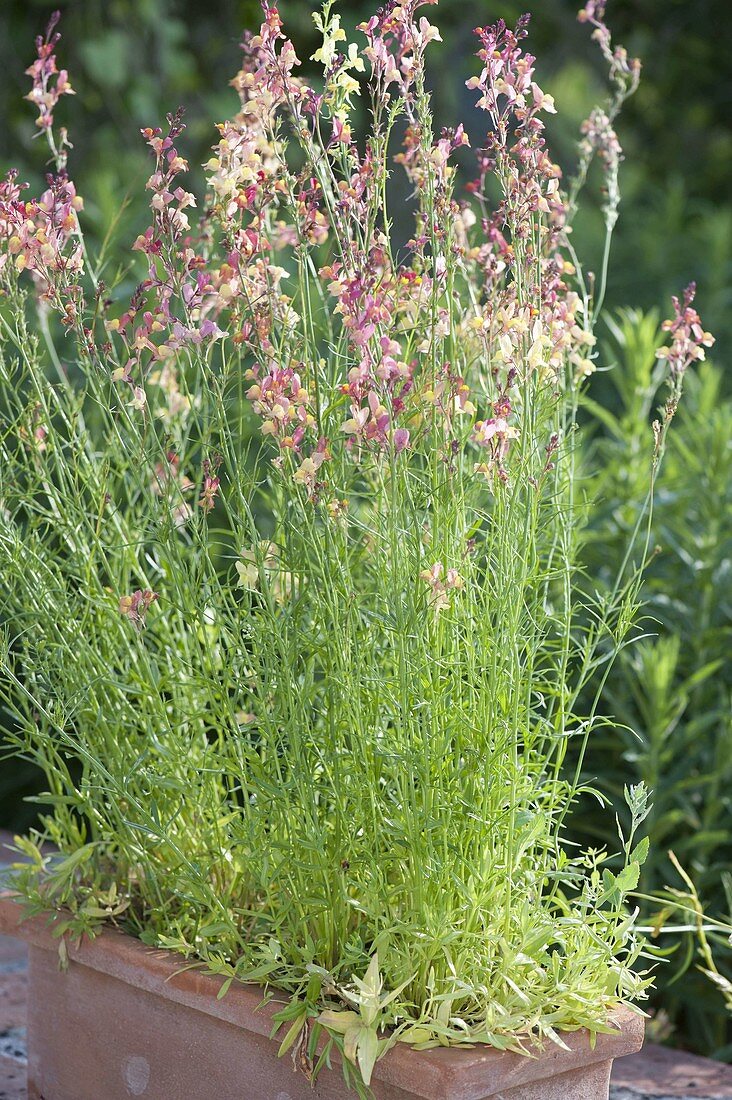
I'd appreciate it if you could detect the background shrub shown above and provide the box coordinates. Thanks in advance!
[580,315,732,1054]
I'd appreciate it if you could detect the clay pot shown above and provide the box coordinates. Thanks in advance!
[0,894,643,1100]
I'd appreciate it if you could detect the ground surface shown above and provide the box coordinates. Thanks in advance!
[2,836,732,1099]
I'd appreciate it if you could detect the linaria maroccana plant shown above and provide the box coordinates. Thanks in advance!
[0,1,713,1093]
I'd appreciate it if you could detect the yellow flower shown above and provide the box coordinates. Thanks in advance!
[311,12,346,68]
[235,559,259,590]
[293,456,318,485]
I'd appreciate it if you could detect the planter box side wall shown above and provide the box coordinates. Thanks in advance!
[28,945,400,1100]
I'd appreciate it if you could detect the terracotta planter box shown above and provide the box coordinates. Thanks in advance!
[0,894,643,1100]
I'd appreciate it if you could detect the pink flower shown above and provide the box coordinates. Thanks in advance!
[358,0,440,98]
[1,175,84,286]
[473,417,518,446]
[657,284,714,377]
[199,475,220,513]
[127,386,147,412]
[198,456,223,513]
[250,5,303,108]
[419,561,464,612]
[246,363,315,448]
[24,12,75,138]
[472,398,520,483]
[292,441,329,499]
[119,589,158,630]
[393,428,410,453]
[577,0,640,110]
[342,390,410,455]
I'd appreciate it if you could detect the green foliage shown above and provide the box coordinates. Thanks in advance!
[580,311,732,1054]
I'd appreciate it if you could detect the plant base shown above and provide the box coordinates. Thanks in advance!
[0,895,644,1100]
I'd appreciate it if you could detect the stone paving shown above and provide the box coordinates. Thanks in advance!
[612,1044,732,1099]
[2,833,732,1099]
[0,932,26,1100]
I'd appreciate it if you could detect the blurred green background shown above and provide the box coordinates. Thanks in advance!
[2,0,732,1059]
